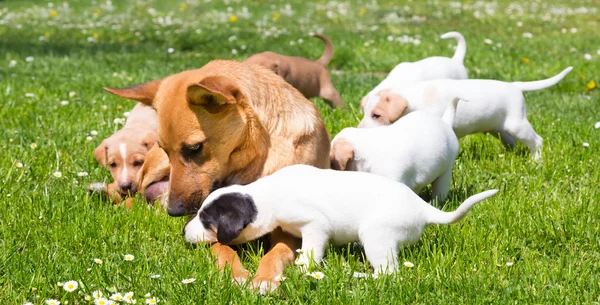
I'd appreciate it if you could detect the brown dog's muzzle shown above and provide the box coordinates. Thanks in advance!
[167,189,205,217]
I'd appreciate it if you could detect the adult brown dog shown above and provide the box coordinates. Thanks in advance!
[245,34,344,108]
[104,60,330,293]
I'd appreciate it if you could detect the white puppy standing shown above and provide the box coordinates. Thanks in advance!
[361,31,468,106]
[184,164,498,275]
[331,98,462,204]
[358,67,573,159]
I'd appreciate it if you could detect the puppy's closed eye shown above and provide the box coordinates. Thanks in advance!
[372,113,381,120]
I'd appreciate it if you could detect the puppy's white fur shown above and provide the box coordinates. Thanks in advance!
[363,32,468,101]
[331,99,461,203]
[184,164,498,275]
[359,67,573,159]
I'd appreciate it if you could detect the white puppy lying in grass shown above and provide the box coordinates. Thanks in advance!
[331,98,462,204]
[359,67,573,159]
[361,31,468,103]
[184,164,498,276]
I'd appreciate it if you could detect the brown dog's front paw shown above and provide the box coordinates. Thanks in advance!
[230,269,250,286]
[249,277,281,295]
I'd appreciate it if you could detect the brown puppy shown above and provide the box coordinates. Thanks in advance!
[89,103,158,206]
[104,60,330,293]
[245,34,344,108]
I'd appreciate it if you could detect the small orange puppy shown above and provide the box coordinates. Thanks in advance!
[89,103,158,205]
[245,33,344,108]
[104,60,330,293]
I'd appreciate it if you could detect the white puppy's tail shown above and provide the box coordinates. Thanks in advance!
[440,31,466,64]
[426,190,498,225]
[441,97,464,126]
[511,67,573,92]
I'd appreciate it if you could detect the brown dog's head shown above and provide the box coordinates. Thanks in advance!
[244,52,290,81]
[94,128,158,195]
[105,61,268,216]
[358,91,408,128]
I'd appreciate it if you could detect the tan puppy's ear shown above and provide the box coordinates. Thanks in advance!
[187,76,241,114]
[141,131,158,150]
[94,140,108,167]
[330,139,354,171]
[380,93,408,123]
[359,96,367,112]
[104,79,162,106]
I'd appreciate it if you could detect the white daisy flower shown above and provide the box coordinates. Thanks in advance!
[25,93,36,98]
[102,105,108,110]
[57,282,64,286]
[181,278,196,284]
[594,122,600,129]
[123,292,134,301]
[231,49,238,55]
[45,300,60,305]
[484,38,493,45]
[506,261,514,267]
[24,302,33,305]
[145,297,159,304]
[274,274,287,282]
[124,254,134,261]
[110,293,123,301]
[78,172,89,177]
[522,32,533,38]
[167,47,174,54]
[9,60,17,67]
[308,271,325,279]
[144,293,151,298]
[123,111,131,117]
[352,272,369,278]
[86,136,93,142]
[53,171,62,178]
[85,296,92,301]
[241,45,247,50]
[69,91,76,97]
[26,56,34,62]
[92,290,103,299]
[95,298,109,305]
[516,21,523,27]
[30,143,37,149]
[149,274,161,279]
[584,53,592,60]
[90,130,98,136]
[15,162,23,168]
[63,280,78,292]
[570,28,577,33]
[583,142,590,148]
[403,261,415,268]
[60,100,69,106]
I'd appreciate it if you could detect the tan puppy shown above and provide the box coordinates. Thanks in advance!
[104,60,330,292]
[89,103,158,205]
[244,34,343,108]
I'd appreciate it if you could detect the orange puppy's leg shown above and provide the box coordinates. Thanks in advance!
[211,242,250,284]
[319,73,343,108]
[251,228,301,294]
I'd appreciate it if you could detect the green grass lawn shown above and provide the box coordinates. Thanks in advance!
[1,0,599,304]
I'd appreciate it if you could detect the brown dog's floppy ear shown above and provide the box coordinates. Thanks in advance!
[187,76,241,114]
[379,93,408,123]
[199,192,257,244]
[94,140,108,168]
[104,79,162,106]
[330,139,355,171]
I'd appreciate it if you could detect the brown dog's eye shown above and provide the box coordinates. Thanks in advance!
[109,162,117,168]
[182,142,204,160]
[133,160,143,167]
[372,113,381,119]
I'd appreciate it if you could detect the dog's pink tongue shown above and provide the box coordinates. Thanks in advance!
[144,180,169,203]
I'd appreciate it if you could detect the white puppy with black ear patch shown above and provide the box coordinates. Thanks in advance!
[360,31,468,108]
[184,164,498,275]
[358,67,573,159]
[331,98,461,204]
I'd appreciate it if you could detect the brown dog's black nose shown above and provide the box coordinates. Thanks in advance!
[120,182,133,192]
[168,203,187,217]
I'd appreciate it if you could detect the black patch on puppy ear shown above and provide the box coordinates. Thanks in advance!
[199,192,257,244]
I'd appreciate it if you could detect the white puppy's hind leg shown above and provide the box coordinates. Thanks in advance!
[431,166,453,207]
[361,230,399,275]
[504,119,543,160]
[296,229,329,272]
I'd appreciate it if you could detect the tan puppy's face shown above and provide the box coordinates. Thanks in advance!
[94,128,157,195]
[106,74,252,216]
[358,91,409,128]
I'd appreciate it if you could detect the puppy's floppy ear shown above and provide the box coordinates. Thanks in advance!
[359,96,367,112]
[187,76,241,114]
[199,192,257,244]
[140,131,158,150]
[330,138,355,171]
[94,140,108,168]
[104,79,162,106]
[380,93,408,123]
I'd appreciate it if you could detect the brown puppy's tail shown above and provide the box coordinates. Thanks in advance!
[312,33,334,66]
